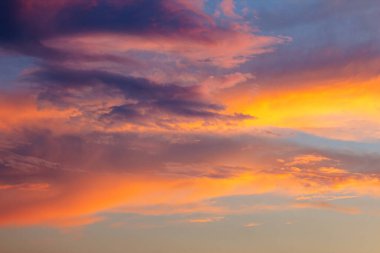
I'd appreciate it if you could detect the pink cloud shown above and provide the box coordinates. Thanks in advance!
[45,29,283,68]
[220,0,240,18]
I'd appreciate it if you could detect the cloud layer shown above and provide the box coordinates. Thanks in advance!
[1,0,380,232]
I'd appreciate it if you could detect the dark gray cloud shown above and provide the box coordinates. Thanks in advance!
[53,0,214,38]
[0,150,61,185]
[27,66,252,126]
[0,0,223,60]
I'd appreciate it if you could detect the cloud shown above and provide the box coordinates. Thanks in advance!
[1,163,373,227]
[244,222,261,228]
[185,216,224,224]
[0,129,379,228]
[284,155,330,166]
[0,0,283,68]
[220,0,239,19]
[1,0,380,232]
[0,149,62,185]
[200,72,254,93]
[25,66,253,129]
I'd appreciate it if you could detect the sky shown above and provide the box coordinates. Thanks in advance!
[1,0,380,252]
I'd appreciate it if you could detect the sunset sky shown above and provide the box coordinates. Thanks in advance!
[1,1,380,252]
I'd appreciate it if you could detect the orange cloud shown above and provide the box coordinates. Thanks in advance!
[244,222,261,228]
[284,155,330,166]
[186,217,224,223]
[0,156,379,228]
[0,92,78,133]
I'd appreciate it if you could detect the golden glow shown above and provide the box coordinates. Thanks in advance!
[222,76,380,139]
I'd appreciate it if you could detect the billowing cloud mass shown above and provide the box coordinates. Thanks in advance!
[1,1,380,253]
